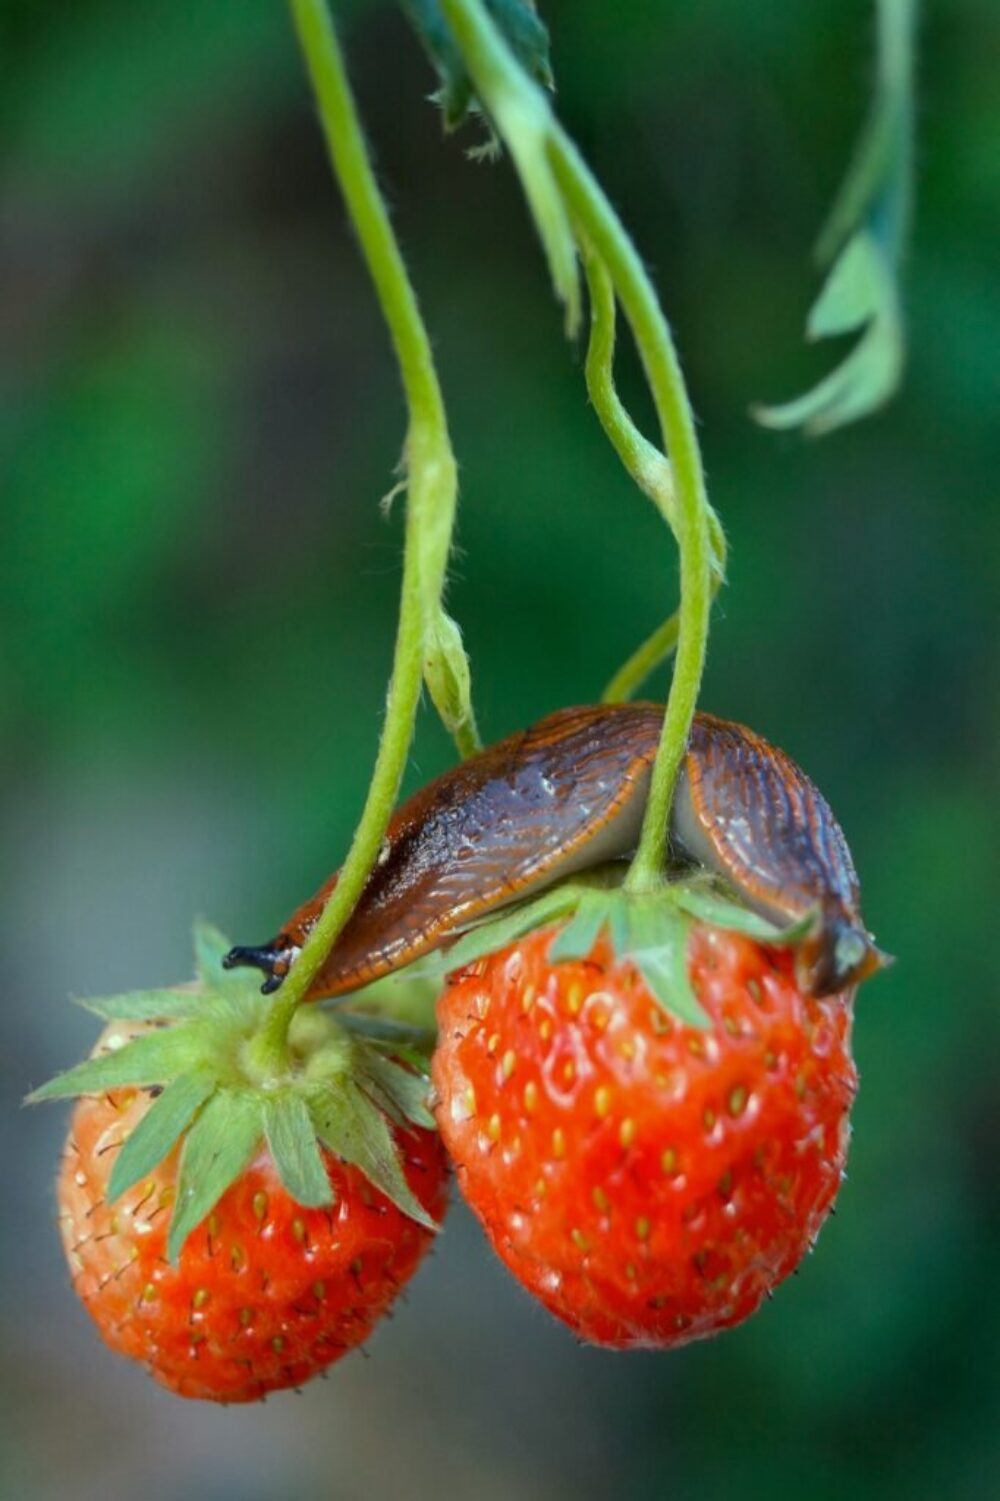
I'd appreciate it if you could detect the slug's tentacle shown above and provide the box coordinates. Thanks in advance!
[225,704,886,1001]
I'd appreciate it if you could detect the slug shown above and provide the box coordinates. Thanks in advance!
[225,704,887,1001]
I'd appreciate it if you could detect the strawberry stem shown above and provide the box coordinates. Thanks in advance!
[268,0,479,1029]
[577,243,727,704]
[440,0,718,892]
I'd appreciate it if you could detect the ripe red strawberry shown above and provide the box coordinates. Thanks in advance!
[33,924,449,1402]
[58,1021,447,1402]
[433,920,857,1348]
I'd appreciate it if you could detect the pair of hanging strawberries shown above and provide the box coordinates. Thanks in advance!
[33,701,888,1401]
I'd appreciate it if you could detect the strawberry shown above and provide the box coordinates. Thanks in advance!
[33,925,448,1402]
[432,917,857,1348]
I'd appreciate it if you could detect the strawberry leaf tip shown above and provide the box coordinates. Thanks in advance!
[30,922,441,1258]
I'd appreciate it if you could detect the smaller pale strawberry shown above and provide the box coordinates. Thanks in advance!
[32,923,448,1402]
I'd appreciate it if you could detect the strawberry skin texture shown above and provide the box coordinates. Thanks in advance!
[58,1053,448,1402]
[433,924,857,1348]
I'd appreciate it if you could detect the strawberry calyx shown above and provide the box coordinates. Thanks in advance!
[28,921,440,1259]
[414,868,819,1028]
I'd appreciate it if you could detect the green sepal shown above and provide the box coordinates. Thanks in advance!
[192,918,245,991]
[70,988,208,1022]
[26,1025,200,1102]
[168,1089,263,1262]
[412,867,829,1031]
[263,1092,336,1209]
[549,887,710,1028]
[401,0,552,130]
[670,885,820,946]
[32,921,439,1244]
[334,1010,436,1052]
[311,1080,437,1233]
[547,899,608,963]
[623,900,709,1030]
[354,1049,435,1131]
[107,1070,216,1204]
[413,880,586,981]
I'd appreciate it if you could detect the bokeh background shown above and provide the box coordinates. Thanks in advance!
[3,1,998,1497]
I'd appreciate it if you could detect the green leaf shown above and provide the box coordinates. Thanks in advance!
[807,233,883,339]
[753,235,904,437]
[107,1071,216,1204]
[753,0,915,436]
[312,1082,437,1232]
[262,1092,335,1209]
[354,1049,435,1130]
[72,987,208,1022]
[168,1090,263,1261]
[26,1025,201,1102]
[370,1040,434,1074]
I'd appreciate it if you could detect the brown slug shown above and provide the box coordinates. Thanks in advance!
[224,704,886,1001]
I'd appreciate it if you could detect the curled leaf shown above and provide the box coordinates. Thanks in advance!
[754,0,915,436]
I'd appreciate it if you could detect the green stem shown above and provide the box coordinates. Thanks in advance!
[255,0,473,1073]
[441,0,714,891]
[289,0,441,430]
[291,0,479,756]
[554,129,712,890]
[580,242,678,530]
[580,244,726,704]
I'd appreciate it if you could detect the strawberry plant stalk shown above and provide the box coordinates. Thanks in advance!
[253,0,479,1069]
[440,0,716,893]
[577,244,726,704]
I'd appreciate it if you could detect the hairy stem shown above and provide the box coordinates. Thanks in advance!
[580,244,726,703]
[442,0,715,889]
[552,131,713,889]
[256,0,475,1070]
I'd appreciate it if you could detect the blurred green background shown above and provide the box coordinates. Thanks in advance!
[3,1,998,1497]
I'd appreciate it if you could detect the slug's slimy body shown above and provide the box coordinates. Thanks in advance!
[226,705,885,1000]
